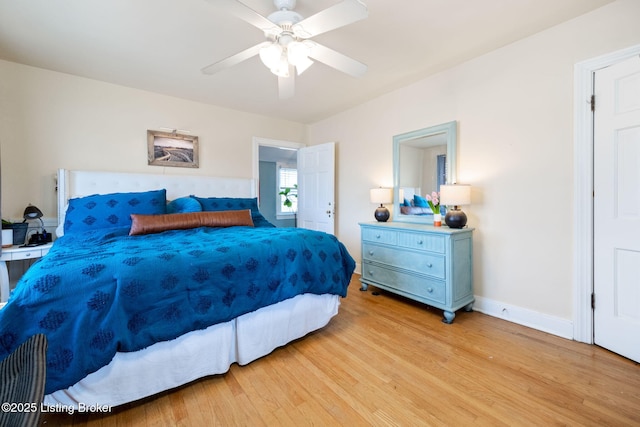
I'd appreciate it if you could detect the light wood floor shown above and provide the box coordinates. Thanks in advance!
[42,275,640,426]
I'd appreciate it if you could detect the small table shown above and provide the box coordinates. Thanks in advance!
[0,243,53,303]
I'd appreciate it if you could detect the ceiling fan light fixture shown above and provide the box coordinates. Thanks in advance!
[270,54,290,77]
[271,66,289,78]
[287,41,308,65]
[259,43,283,70]
[287,40,313,75]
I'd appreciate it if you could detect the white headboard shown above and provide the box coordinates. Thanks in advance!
[57,169,256,227]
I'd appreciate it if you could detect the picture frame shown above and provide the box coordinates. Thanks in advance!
[147,130,199,168]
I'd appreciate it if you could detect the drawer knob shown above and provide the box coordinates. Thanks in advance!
[418,240,423,245]
[427,287,433,293]
[369,250,374,256]
[426,263,433,268]
[375,234,381,239]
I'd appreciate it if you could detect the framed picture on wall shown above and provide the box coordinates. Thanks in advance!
[147,130,199,168]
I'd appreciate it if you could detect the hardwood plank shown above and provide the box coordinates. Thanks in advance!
[41,276,640,426]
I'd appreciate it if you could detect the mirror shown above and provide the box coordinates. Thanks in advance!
[392,121,457,223]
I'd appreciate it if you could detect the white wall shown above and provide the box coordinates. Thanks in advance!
[0,60,306,223]
[308,0,640,335]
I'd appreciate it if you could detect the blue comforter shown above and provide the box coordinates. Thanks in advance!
[0,226,355,394]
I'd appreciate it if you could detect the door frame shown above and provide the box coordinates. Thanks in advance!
[573,44,640,344]
[252,136,305,198]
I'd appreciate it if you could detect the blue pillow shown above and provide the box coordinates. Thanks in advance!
[167,197,202,214]
[191,196,274,228]
[413,195,429,208]
[402,198,411,207]
[64,189,167,234]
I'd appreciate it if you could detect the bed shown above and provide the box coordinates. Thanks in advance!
[0,169,355,408]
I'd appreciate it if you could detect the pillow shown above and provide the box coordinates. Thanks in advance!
[413,194,429,208]
[167,197,202,214]
[64,189,166,234]
[402,198,411,207]
[191,196,274,228]
[129,210,254,236]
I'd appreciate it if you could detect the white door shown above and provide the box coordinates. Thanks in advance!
[296,142,335,234]
[593,55,640,362]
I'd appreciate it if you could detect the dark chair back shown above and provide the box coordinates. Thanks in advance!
[0,334,48,427]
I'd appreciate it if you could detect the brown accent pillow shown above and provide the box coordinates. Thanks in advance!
[129,210,254,236]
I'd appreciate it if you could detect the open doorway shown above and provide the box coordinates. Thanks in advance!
[253,137,304,228]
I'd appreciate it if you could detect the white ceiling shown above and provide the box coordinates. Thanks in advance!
[0,0,613,124]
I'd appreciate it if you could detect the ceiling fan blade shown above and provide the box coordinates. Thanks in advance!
[201,42,270,75]
[307,42,367,78]
[292,0,368,38]
[278,68,295,99]
[208,0,282,36]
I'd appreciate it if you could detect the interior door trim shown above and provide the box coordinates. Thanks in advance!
[573,43,640,344]
[252,136,305,199]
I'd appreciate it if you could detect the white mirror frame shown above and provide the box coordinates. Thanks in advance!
[392,121,457,224]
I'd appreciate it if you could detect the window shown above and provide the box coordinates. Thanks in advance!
[277,165,297,216]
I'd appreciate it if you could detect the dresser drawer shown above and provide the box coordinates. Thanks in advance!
[362,243,445,279]
[362,262,446,304]
[362,227,397,245]
[397,231,445,253]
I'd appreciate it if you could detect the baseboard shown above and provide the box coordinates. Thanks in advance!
[351,268,574,340]
[473,296,574,340]
[354,263,362,276]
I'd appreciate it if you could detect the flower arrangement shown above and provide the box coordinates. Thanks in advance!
[425,191,440,215]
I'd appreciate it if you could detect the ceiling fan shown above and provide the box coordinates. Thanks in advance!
[201,0,368,99]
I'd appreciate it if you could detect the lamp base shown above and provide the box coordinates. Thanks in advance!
[444,208,467,228]
[374,206,390,222]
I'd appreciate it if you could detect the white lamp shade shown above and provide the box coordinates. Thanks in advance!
[259,43,282,69]
[440,184,471,206]
[270,59,290,77]
[288,42,314,75]
[370,188,393,204]
[287,41,309,66]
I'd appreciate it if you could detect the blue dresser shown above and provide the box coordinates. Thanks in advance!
[359,222,474,323]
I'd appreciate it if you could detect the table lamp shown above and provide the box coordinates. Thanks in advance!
[440,184,471,228]
[23,204,51,245]
[23,204,44,227]
[370,188,392,222]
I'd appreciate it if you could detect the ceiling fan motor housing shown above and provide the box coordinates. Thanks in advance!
[269,0,304,30]
[268,10,303,28]
[274,0,296,11]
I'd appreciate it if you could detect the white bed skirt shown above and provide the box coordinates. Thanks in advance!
[44,293,340,408]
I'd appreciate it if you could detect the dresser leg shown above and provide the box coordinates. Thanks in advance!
[464,301,474,312]
[359,282,368,291]
[442,311,455,324]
